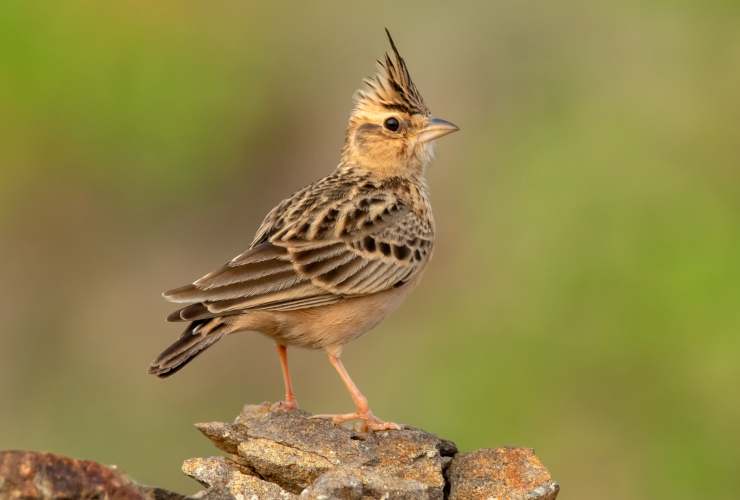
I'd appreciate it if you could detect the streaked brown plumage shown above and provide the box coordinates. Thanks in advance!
[149,29,458,431]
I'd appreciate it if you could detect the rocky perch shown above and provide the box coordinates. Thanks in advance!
[0,403,559,499]
[184,402,559,499]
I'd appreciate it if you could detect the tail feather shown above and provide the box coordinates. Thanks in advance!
[149,318,227,378]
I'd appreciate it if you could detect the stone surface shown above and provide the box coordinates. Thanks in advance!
[186,402,559,499]
[301,466,432,499]
[183,456,296,499]
[0,450,183,500]
[447,448,560,500]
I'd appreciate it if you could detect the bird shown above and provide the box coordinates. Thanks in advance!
[149,29,458,431]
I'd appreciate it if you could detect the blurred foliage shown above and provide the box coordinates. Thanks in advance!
[1,2,739,499]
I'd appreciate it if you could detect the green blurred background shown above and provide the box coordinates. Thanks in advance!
[2,1,739,498]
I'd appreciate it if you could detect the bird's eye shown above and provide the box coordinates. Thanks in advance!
[383,117,400,132]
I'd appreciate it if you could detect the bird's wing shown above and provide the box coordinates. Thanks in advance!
[164,184,433,320]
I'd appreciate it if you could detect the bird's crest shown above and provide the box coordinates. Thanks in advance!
[354,29,429,116]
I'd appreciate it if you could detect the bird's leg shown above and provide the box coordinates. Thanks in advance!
[273,344,298,410]
[312,348,400,431]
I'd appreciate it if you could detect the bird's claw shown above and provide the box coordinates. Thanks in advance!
[271,399,299,411]
[310,411,401,432]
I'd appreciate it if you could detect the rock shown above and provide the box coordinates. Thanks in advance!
[446,448,560,500]
[191,402,453,498]
[183,456,296,499]
[0,450,183,500]
[185,402,559,499]
[203,402,454,498]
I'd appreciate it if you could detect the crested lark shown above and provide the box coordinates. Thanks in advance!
[149,30,458,431]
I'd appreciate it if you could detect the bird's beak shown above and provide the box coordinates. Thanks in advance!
[418,117,460,143]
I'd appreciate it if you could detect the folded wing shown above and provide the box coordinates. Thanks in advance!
[164,187,433,321]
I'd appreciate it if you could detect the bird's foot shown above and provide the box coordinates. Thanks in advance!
[310,410,401,432]
[271,398,299,411]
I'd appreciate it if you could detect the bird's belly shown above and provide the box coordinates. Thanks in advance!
[265,284,415,350]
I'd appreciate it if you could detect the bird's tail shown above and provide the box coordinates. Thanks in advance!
[149,318,228,378]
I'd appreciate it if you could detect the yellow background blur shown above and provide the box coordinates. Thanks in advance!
[2,2,739,498]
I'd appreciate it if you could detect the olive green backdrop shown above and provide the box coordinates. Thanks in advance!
[1,2,738,498]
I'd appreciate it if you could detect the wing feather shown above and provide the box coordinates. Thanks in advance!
[163,179,433,318]
[193,260,295,289]
[204,282,333,313]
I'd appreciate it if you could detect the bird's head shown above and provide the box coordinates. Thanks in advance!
[341,29,458,178]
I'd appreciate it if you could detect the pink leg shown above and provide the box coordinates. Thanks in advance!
[313,349,400,432]
[274,344,298,410]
